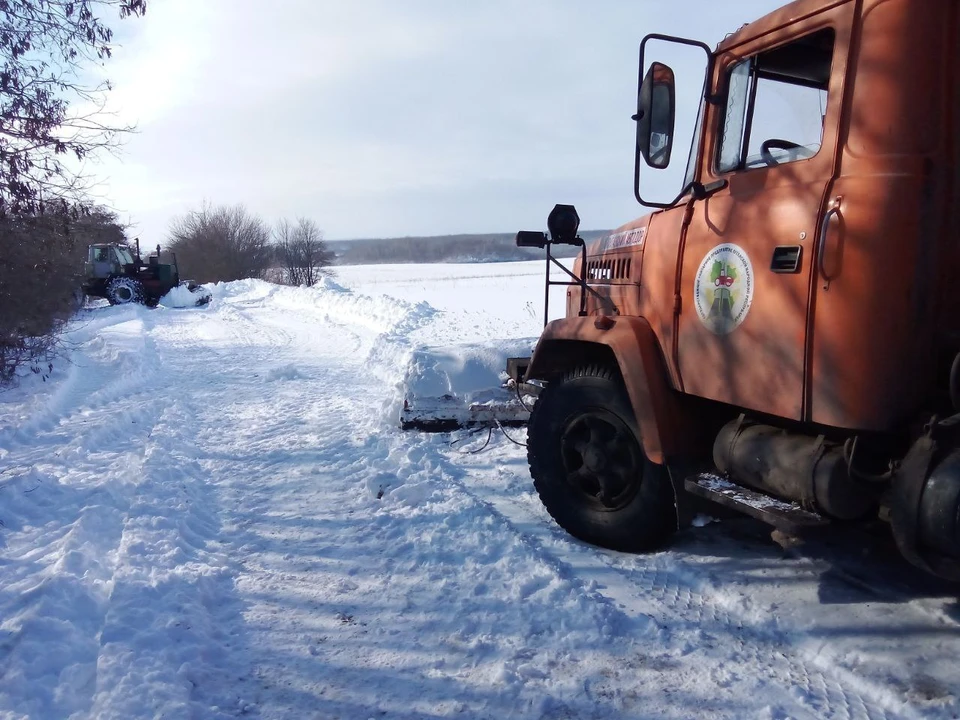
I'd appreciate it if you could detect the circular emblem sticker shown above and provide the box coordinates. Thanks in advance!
[693,243,754,335]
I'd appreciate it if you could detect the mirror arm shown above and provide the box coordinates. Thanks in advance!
[641,177,728,212]
[691,178,728,200]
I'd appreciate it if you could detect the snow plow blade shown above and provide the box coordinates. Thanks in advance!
[399,343,537,432]
[401,382,539,432]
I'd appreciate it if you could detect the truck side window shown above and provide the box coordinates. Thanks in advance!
[716,28,835,173]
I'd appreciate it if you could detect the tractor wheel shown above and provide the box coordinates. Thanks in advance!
[527,365,677,552]
[106,277,144,305]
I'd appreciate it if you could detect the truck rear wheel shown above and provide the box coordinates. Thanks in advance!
[527,365,676,552]
[106,277,144,305]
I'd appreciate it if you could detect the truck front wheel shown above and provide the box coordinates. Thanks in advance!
[527,365,676,552]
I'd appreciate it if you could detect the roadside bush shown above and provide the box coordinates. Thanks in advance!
[169,204,272,283]
[0,0,145,385]
[274,218,335,287]
[0,207,124,384]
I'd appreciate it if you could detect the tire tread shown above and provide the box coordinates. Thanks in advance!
[527,364,676,552]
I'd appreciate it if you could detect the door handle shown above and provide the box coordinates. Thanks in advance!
[817,198,842,289]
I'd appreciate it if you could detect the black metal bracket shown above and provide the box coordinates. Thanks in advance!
[541,239,615,327]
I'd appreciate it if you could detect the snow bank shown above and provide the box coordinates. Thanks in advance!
[206,278,277,304]
[402,338,536,406]
[208,276,430,338]
[395,338,538,430]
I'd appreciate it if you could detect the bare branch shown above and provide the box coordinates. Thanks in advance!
[0,1,146,215]
[169,203,273,283]
[274,216,335,287]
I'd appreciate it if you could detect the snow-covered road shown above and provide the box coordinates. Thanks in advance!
[1,262,958,719]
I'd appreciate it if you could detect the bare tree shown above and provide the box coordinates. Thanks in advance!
[169,203,272,283]
[274,217,335,287]
[0,1,147,216]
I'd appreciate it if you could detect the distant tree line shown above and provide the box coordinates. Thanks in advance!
[328,230,609,266]
[168,203,334,286]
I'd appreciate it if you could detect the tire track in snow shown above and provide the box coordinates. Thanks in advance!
[437,443,914,720]
[0,305,253,719]
[149,287,669,717]
[87,395,251,720]
[0,400,171,718]
[151,302,294,364]
[0,316,164,454]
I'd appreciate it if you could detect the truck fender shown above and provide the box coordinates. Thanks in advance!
[526,316,686,465]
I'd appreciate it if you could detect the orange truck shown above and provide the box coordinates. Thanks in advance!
[516,0,960,580]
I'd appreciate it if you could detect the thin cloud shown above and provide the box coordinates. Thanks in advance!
[90,1,786,240]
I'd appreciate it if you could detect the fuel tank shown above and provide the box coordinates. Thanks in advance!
[713,419,875,520]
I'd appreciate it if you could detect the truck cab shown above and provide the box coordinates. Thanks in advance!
[521,0,960,580]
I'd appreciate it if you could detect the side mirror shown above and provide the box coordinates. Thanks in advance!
[516,230,548,249]
[635,61,676,169]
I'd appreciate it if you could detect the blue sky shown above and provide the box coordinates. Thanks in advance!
[91,0,787,241]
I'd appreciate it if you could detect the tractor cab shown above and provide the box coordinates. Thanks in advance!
[86,244,134,279]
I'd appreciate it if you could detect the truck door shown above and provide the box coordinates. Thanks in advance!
[676,7,853,420]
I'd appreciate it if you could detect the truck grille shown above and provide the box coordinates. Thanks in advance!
[586,257,632,281]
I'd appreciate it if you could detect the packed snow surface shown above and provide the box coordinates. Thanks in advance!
[1,260,959,719]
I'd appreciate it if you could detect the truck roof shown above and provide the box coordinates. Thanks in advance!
[716,0,844,53]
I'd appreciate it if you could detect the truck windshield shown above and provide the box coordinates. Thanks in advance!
[115,247,134,265]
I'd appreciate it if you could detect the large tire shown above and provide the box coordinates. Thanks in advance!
[527,365,677,552]
[106,276,144,305]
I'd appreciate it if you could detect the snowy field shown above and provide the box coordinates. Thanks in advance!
[1,260,959,720]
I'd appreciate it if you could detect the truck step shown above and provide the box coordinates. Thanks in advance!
[684,473,828,535]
